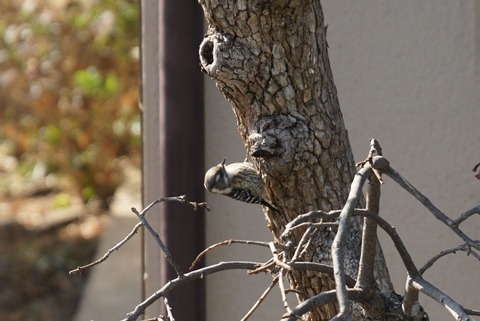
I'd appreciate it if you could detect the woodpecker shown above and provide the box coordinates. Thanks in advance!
[204,158,277,212]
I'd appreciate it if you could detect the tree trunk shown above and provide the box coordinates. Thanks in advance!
[198,1,392,320]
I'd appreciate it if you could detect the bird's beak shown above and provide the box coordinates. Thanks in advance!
[221,157,227,173]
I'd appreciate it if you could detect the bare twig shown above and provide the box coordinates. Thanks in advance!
[355,168,381,289]
[454,204,480,226]
[473,162,480,180]
[410,276,473,321]
[287,209,419,281]
[269,242,292,271]
[69,221,143,275]
[473,162,480,172]
[284,221,336,235]
[122,261,263,321]
[369,138,383,156]
[278,269,293,315]
[385,167,480,252]
[140,195,209,213]
[353,210,419,276]
[288,262,355,288]
[352,210,421,317]
[356,138,383,166]
[419,244,480,275]
[331,165,371,320]
[355,138,385,183]
[282,210,339,239]
[132,202,185,278]
[285,289,365,321]
[296,233,315,261]
[248,258,276,275]
[72,196,207,277]
[290,226,317,262]
[247,259,351,288]
[130,195,209,278]
[465,308,480,316]
[190,239,270,270]
[163,297,175,321]
[240,276,279,321]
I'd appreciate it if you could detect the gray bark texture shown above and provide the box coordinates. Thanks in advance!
[198,1,398,320]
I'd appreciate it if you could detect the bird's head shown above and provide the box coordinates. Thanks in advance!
[204,158,232,194]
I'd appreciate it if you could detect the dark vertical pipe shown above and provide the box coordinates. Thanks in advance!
[141,0,205,320]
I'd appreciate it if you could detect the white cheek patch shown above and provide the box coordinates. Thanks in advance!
[211,187,232,194]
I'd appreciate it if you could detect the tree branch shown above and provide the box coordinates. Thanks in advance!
[122,261,263,321]
[288,262,355,288]
[190,239,270,270]
[132,199,185,278]
[355,169,381,290]
[385,167,480,252]
[290,226,317,262]
[454,204,480,226]
[69,220,143,275]
[131,196,209,278]
[282,210,339,239]
[163,297,175,321]
[352,210,422,318]
[419,243,480,275]
[285,289,366,321]
[241,276,279,321]
[410,276,473,321]
[286,208,421,278]
[70,196,209,276]
[465,308,480,316]
[331,165,371,320]
[278,268,294,316]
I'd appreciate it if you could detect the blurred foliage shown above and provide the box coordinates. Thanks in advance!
[0,0,140,208]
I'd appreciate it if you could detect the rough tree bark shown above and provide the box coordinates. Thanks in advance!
[198,1,393,320]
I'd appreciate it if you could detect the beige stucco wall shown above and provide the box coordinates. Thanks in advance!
[205,1,480,320]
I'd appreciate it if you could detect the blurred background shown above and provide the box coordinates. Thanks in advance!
[0,0,140,320]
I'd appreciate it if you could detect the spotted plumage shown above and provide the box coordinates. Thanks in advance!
[204,159,277,212]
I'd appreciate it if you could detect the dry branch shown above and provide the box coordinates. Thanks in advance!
[162,298,175,321]
[410,276,473,321]
[454,204,480,226]
[190,239,270,270]
[355,141,383,290]
[285,289,366,321]
[241,276,279,321]
[420,244,480,275]
[331,165,371,319]
[123,261,263,321]
[385,167,480,252]
[69,220,143,275]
